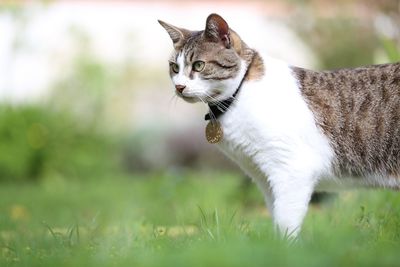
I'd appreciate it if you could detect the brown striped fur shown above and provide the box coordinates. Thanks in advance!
[292,63,400,177]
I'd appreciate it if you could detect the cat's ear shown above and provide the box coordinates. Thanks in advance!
[204,13,231,49]
[158,20,190,49]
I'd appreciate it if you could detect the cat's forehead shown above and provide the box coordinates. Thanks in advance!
[170,33,229,62]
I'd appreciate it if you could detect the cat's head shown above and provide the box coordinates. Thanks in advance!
[159,14,248,104]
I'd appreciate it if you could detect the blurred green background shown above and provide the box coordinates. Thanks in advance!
[1,0,400,266]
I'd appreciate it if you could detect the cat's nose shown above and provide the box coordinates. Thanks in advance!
[175,84,186,93]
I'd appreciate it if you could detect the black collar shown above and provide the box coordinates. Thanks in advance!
[204,53,254,121]
[204,81,243,121]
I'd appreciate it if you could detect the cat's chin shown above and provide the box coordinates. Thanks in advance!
[180,95,201,103]
[178,91,230,104]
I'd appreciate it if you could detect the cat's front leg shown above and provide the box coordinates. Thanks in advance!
[267,174,315,238]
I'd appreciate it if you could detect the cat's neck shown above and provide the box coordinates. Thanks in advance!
[230,31,265,81]
[205,49,265,121]
[244,51,265,81]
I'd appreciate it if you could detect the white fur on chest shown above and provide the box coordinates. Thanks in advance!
[216,56,335,190]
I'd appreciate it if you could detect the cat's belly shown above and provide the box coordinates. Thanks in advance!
[314,177,365,192]
[218,140,400,192]
[316,174,400,191]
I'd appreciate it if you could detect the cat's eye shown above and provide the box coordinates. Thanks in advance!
[170,63,179,73]
[192,61,205,72]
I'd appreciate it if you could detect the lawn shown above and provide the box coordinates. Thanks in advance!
[1,171,400,267]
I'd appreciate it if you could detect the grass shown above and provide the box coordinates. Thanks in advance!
[1,171,400,267]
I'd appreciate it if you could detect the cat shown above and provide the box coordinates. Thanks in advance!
[158,13,400,237]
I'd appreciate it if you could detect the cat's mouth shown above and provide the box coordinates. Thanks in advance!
[181,95,199,103]
[177,90,223,104]
[176,93,201,103]
[175,89,222,104]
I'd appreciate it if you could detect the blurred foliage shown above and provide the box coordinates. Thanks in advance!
[49,28,117,130]
[50,53,114,129]
[1,0,399,184]
[0,105,119,183]
[290,1,400,68]
[0,1,22,13]
[311,18,377,69]
[49,26,142,133]
[293,16,378,69]
[381,38,400,62]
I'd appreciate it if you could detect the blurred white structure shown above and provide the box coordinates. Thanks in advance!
[0,1,317,103]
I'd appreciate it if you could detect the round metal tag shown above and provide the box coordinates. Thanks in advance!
[205,121,223,144]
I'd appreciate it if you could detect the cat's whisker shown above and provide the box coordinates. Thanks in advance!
[177,89,235,119]
[195,94,218,121]
[203,92,235,114]
[174,94,179,107]
[168,94,178,110]
[197,96,218,121]
[197,95,216,119]
[208,108,217,122]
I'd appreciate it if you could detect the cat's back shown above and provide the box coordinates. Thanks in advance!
[293,63,400,100]
[291,63,400,178]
